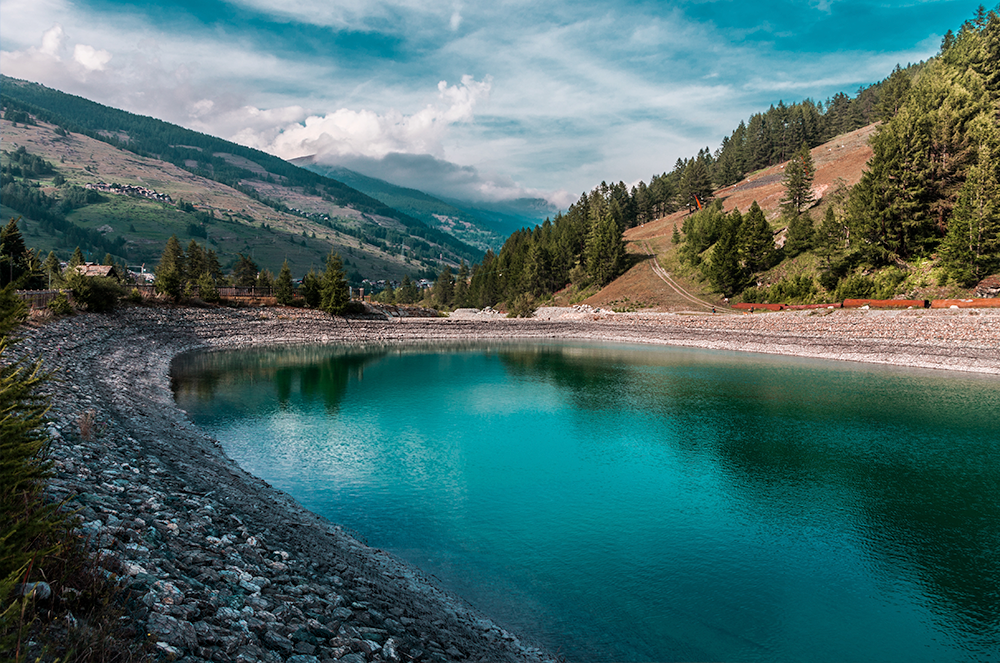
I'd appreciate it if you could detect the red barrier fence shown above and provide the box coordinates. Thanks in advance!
[843,299,928,309]
[931,298,1000,308]
[785,303,843,310]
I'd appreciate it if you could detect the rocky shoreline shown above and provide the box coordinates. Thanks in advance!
[14,304,1000,663]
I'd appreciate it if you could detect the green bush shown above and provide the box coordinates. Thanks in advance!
[127,287,143,304]
[872,266,907,299]
[507,293,537,318]
[739,276,816,304]
[738,286,768,304]
[47,292,74,315]
[198,273,220,303]
[834,274,876,300]
[65,274,122,313]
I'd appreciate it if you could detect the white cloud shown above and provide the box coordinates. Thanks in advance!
[229,76,492,162]
[40,24,65,56]
[326,152,567,207]
[73,44,112,71]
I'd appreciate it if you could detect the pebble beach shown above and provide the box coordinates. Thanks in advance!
[13,304,1000,663]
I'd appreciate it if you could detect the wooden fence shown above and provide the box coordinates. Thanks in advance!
[14,289,72,309]
[218,286,274,298]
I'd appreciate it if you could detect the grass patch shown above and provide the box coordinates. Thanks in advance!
[608,297,653,312]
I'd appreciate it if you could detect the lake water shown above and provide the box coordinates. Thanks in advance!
[171,341,1000,662]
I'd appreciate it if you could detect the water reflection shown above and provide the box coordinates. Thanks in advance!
[495,344,1000,651]
[173,345,388,412]
[173,341,1000,661]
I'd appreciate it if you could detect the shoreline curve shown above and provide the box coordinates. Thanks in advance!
[18,304,1000,662]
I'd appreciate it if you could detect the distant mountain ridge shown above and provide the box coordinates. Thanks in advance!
[291,158,554,248]
[1,75,485,280]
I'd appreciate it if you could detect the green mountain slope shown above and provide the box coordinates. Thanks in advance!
[1,76,483,280]
[292,159,554,248]
[291,160,507,252]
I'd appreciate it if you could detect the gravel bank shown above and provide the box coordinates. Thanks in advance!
[14,304,1000,663]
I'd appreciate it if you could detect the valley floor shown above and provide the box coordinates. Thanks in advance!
[15,304,1000,662]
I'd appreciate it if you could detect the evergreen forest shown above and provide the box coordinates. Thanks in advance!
[468,6,1000,311]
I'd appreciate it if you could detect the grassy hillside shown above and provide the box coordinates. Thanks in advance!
[2,118,431,280]
[1,76,484,280]
[293,160,509,252]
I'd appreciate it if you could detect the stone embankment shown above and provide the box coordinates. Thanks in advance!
[13,304,1000,663]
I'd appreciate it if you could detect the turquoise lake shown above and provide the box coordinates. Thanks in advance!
[171,342,1000,662]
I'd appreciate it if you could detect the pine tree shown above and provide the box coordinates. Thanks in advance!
[454,261,470,307]
[68,246,86,268]
[876,65,913,121]
[197,273,220,302]
[940,113,1000,285]
[708,209,746,296]
[42,251,62,288]
[275,260,294,305]
[206,249,224,283]
[1,285,64,589]
[0,218,29,287]
[320,252,349,315]
[848,47,988,259]
[784,215,815,258]
[231,254,259,287]
[738,201,776,273]
[256,269,274,290]
[155,235,185,299]
[186,241,208,281]
[780,145,815,220]
[300,269,321,308]
[433,265,455,307]
[815,205,847,267]
[524,243,552,296]
[380,280,396,305]
[585,209,626,286]
[679,158,714,211]
[398,274,419,304]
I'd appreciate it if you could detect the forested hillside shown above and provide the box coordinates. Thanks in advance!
[292,160,508,252]
[472,6,999,312]
[1,76,484,278]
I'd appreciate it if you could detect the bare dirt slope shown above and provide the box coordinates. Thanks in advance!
[2,118,315,229]
[588,124,878,312]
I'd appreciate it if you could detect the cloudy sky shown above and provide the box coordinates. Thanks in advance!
[0,0,983,207]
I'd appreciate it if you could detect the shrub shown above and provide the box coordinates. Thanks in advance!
[872,266,907,299]
[127,288,143,304]
[770,275,817,302]
[47,293,74,315]
[507,293,537,318]
[65,274,122,313]
[342,301,367,315]
[834,274,876,300]
[738,286,768,304]
[197,273,220,303]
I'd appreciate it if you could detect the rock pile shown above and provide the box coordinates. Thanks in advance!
[19,307,556,663]
[13,303,999,663]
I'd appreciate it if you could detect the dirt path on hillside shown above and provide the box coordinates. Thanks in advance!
[641,241,719,312]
